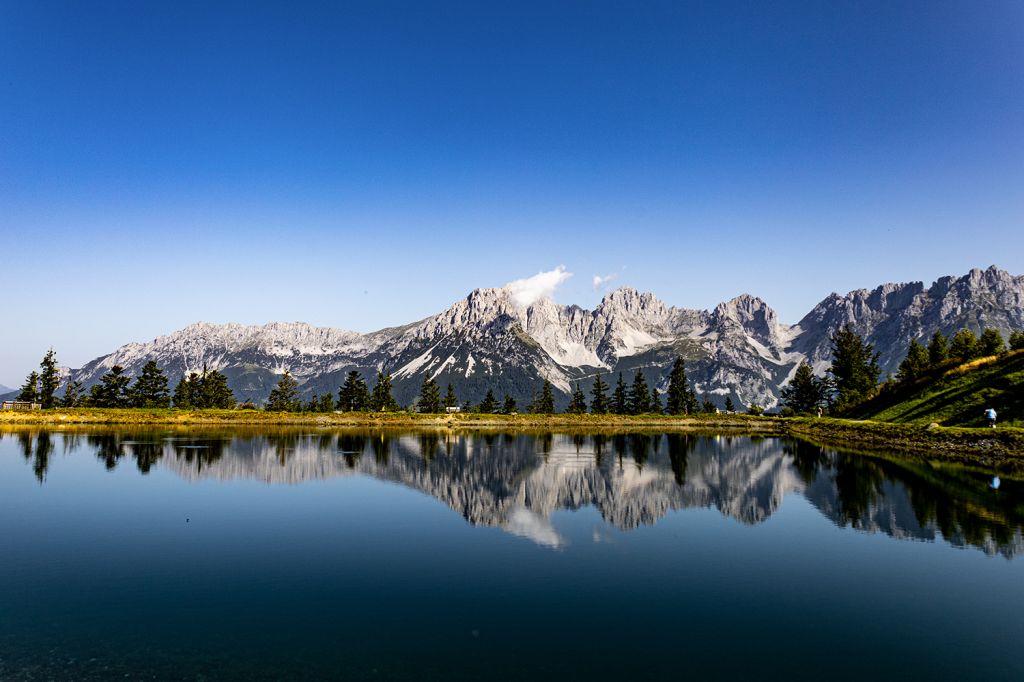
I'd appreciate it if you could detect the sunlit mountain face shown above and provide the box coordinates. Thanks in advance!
[9,429,1021,557]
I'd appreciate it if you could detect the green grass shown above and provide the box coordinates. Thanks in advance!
[850,349,1024,428]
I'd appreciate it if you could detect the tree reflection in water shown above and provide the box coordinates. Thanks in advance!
[3,428,1022,557]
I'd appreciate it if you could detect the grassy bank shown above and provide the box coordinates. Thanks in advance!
[3,408,1023,466]
[0,407,780,431]
[786,417,1024,472]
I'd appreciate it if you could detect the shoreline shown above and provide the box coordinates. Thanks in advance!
[2,409,1022,467]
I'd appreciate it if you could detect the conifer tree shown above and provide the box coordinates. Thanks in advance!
[38,349,61,409]
[896,338,930,383]
[417,377,441,413]
[18,371,39,403]
[61,379,83,408]
[590,373,609,414]
[665,357,695,415]
[529,380,555,414]
[461,399,472,413]
[782,362,829,414]
[1010,330,1024,351]
[502,394,518,415]
[979,328,1006,356]
[267,371,300,411]
[477,389,498,414]
[444,383,458,409]
[567,383,587,414]
[173,373,200,409]
[612,373,628,415]
[316,393,335,413]
[724,396,735,413]
[949,329,980,362]
[93,365,131,408]
[650,386,662,414]
[337,371,370,411]
[701,396,717,414]
[129,360,171,408]
[827,325,881,411]
[927,331,949,366]
[199,369,236,408]
[628,371,651,414]
[369,372,399,411]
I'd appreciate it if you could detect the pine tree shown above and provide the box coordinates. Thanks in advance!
[38,349,61,409]
[461,399,472,413]
[61,379,83,408]
[1010,330,1024,351]
[369,372,399,412]
[417,377,441,413]
[18,371,39,403]
[724,396,735,413]
[173,373,200,409]
[612,373,628,415]
[533,380,555,414]
[316,393,335,413]
[129,361,170,408]
[267,371,300,411]
[827,324,881,411]
[200,369,236,408]
[337,371,370,411]
[628,371,651,414]
[782,362,828,414]
[650,386,662,414]
[590,373,609,414]
[567,383,587,414]
[701,396,717,414]
[979,328,1006,356]
[444,383,458,409]
[927,331,949,366]
[896,338,930,383]
[477,389,499,413]
[93,365,131,408]
[665,357,695,415]
[502,394,518,415]
[949,328,981,362]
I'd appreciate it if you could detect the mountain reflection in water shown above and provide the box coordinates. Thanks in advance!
[7,429,1022,557]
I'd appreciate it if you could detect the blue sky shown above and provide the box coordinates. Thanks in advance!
[2,1,1023,386]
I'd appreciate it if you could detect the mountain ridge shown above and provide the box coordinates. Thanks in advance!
[14,265,1023,409]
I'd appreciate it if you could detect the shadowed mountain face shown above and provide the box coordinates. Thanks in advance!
[10,429,1022,557]
[45,266,1024,410]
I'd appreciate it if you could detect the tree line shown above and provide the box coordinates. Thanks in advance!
[781,325,1024,415]
[17,352,236,409]
[15,350,726,415]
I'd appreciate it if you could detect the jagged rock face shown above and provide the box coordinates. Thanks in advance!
[61,266,1024,409]
[792,266,1024,374]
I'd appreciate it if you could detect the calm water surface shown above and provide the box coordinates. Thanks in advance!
[1,428,1022,681]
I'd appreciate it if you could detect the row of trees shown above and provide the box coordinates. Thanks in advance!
[897,328,1023,384]
[409,357,712,415]
[15,350,734,415]
[17,351,236,409]
[781,325,1024,415]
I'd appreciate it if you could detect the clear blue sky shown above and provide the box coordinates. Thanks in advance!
[2,1,1023,386]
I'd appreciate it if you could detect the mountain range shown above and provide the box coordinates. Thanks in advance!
[11,265,1024,409]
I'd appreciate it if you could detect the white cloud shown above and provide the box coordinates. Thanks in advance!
[591,272,619,291]
[505,266,572,306]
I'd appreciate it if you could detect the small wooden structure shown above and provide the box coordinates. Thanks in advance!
[446,406,461,414]
[1,401,41,411]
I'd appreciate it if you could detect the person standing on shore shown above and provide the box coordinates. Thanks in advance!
[985,407,997,428]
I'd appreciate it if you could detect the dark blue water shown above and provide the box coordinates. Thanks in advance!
[1,429,1022,681]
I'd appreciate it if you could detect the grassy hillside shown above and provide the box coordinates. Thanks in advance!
[850,349,1024,428]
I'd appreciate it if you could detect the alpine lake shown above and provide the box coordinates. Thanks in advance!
[1,427,1022,681]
